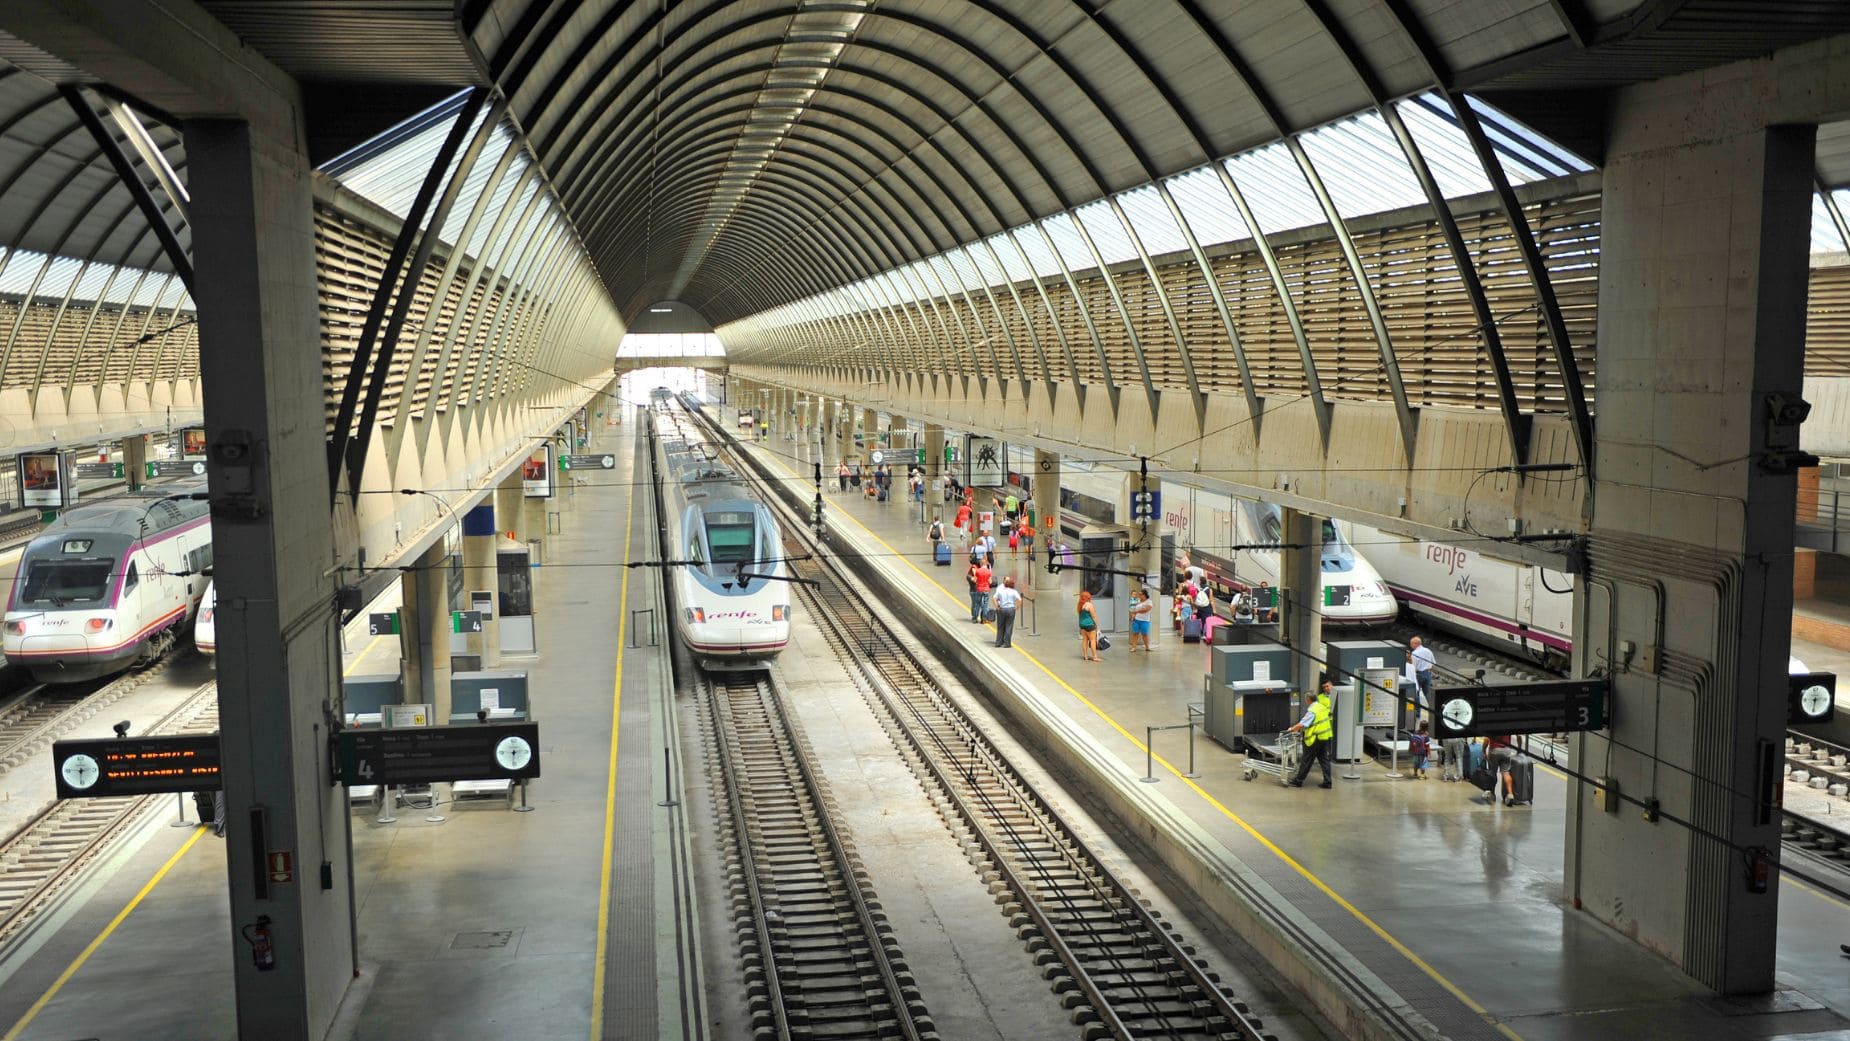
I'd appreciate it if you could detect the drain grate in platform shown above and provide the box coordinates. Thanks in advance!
[450,930,513,950]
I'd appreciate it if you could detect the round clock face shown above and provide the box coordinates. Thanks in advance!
[1440,697,1474,732]
[495,736,532,771]
[1801,684,1833,719]
[61,753,100,790]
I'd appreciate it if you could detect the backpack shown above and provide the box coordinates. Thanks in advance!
[1194,588,1210,608]
[929,522,943,540]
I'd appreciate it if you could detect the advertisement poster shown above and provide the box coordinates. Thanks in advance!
[179,427,207,459]
[521,444,555,499]
[18,452,66,508]
[966,437,1004,488]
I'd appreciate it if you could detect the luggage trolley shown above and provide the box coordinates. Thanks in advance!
[1242,729,1302,783]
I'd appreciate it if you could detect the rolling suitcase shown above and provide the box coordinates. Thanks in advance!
[1182,617,1204,643]
[1508,761,1535,805]
[934,542,952,566]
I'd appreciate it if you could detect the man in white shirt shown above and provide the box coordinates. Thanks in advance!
[1409,636,1437,712]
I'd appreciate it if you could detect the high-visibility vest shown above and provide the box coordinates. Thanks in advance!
[1304,694,1334,747]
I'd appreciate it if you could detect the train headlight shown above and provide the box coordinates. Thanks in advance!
[3,621,20,635]
[200,608,214,623]
[85,618,112,633]
[772,605,787,621]
[685,607,705,624]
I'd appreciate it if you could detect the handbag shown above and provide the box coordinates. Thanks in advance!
[1468,766,1497,793]
[1096,634,1112,651]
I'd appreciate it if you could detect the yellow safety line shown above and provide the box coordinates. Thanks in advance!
[3,827,208,1040]
[589,472,635,1040]
[759,442,1525,1041]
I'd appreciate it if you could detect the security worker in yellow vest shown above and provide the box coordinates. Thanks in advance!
[1287,678,1336,788]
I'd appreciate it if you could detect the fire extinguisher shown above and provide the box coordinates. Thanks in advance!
[1744,846,1773,894]
[243,915,276,972]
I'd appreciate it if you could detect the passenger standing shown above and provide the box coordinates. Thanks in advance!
[1409,635,1437,712]
[1254,580,1274,623]
[1287,678,1336,789]
[1441,732,1469,782]
[1021,521,1037,567]
[1128,587,1154,653]
[1004,490,1019,519]
[981,530,997,568]
[836,461,850,491]
[971,559,994,623]
[992,577,1021,647]
[1409,722,1431,779]
[954,501,973,538]
[1077,590,1101,662]
[1199,592,1222,647]
[1485,734,1519,805]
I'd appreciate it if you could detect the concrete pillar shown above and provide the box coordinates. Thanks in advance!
[1033,448,1062,595]
[861,407,877,458]
[1279,507,1323,692]
[188,117,350,1039]
[496,472,524,542]
[398,540,453,713]
[462,502,500,668]
[122,434,146,492]
[837,401,855,466]
[1563,80,1815,993]
[521,456,551,549]
[924,424,945,500]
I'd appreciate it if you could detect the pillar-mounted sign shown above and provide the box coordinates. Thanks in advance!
[17,450,75,509]
[521,444,555,498]
[177,427,208,460]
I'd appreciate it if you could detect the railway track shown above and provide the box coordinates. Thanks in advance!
[0,678,218,952]
[696,659,931,1039]
[778,530,1278,1040]
[0,658,177,773]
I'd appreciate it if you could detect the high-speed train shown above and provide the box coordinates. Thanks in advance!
[1051,462,1398,625]
[194,580,216,657]
[650,398,791,668]
[5,487,212,682]
[1350,525,1811,674]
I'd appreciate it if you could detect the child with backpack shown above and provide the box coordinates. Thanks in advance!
[1409,722,1432,779]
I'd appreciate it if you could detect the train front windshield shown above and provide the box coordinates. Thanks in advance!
[705,514,757,566]
[20,560,115,604]
[1252,504,1344,553]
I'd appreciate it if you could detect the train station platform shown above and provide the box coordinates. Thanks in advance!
[0,420,698,1041]
[719,415,1850,1041]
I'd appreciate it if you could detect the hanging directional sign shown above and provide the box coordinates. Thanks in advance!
[334,721,541,786]
[54,734,222,799]
[560,454,617,471]
[1435,679,1610,738]
[146,460,207,479]
[367,612,400,636]
[75,462,124,480]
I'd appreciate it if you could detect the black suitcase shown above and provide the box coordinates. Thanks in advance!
[194,790,217,826]
[1182,617,1204,643]
[1508,761,1535,805]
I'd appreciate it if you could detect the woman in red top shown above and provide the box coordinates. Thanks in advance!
[954,501,973,536]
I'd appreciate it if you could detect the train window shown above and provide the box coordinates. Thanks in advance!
[20,561,114,604]
[124,561,138,591]
[705,520,756,565]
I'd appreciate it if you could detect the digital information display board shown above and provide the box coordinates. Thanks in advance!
[335,722,540,787]
[1435,680,1609,739]
[53,734,221,799]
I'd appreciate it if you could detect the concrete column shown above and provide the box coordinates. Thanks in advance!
[122,434,146,492]
[398,540,453,712]
[187,117,350,1039]
[1033,448,1061,595]
[495,472,524,542]
[924,424,945,499]
[521,457,551,548]
[837,401,855,466]
[861,407,877,458]
[462,502,500,668]
[1564,78,1815,993]
[1279,507,1323,692]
